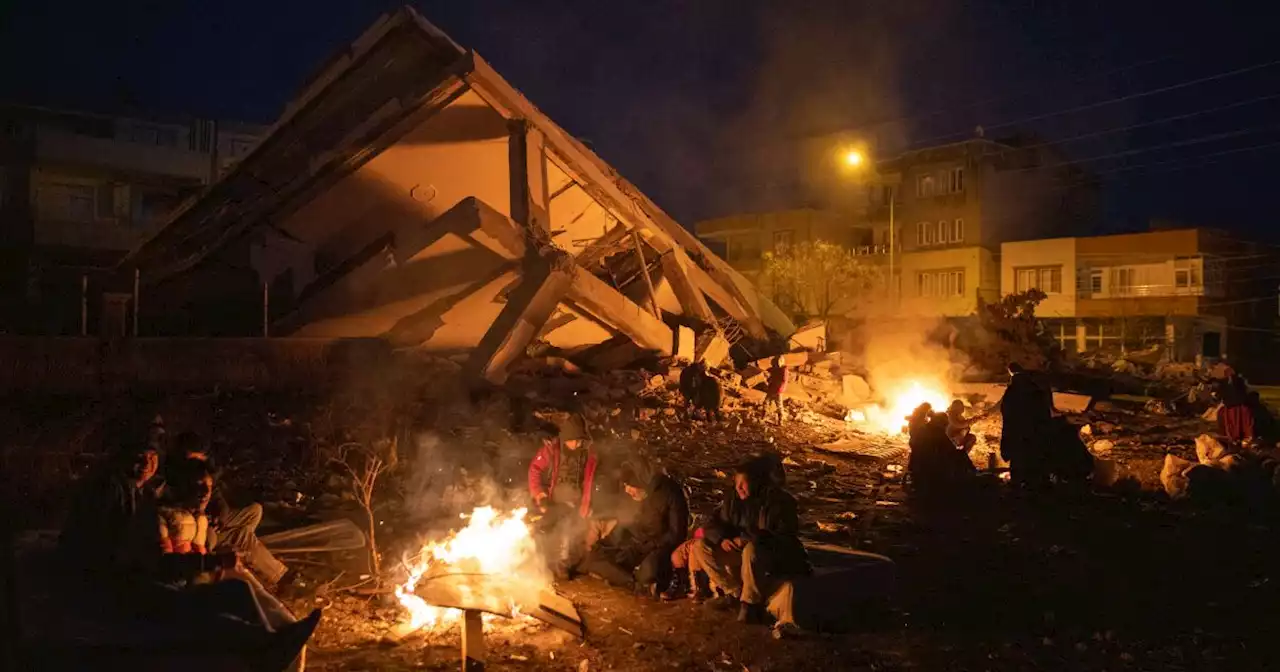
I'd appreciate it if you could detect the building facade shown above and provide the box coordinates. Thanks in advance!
[1001,227,1276,364]
[0,105,265,335]
[695,134,1098,319]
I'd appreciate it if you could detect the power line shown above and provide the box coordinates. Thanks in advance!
[908,56,1280,148]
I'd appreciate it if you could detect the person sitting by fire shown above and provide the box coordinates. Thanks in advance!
[764,356,789,425]
[906,403,975,492]
[529,414,611,580]
[999,362,1054,488]
[58,426,319,670]
[168,431,297,595]
[581,460,690,598]
[945,400,978,454]
[691,457,810,625]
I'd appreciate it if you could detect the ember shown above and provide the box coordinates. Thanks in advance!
[395,506,550,631]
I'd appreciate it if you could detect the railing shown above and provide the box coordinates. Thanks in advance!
[852,245,890,256]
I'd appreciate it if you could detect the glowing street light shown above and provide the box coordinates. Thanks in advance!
[843,149,865,167]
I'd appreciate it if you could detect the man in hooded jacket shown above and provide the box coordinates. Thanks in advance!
[582,462,689,595]
[691,458,810,624]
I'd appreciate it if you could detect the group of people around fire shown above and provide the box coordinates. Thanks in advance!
[56,415,319,669]
[528,413,810,631]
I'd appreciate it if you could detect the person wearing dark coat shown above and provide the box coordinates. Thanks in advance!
[584,463,690,595]
[906,405,975,492]
[691,461,810,625]
[999,363,1053,487]
[679,361,723,422]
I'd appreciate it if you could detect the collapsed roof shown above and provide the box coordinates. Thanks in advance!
[122,6,794,384]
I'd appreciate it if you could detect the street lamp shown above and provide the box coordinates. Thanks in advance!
[839,146,896,306]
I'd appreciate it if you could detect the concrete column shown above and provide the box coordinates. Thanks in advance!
[466,255,572,385]
[508,119,549,233]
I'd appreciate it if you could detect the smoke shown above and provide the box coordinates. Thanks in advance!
[710,0,957,217]
[859,316,969,402]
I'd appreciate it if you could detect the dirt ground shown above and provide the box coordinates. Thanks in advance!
[294,405,1280,671]
[11,387,1280,671]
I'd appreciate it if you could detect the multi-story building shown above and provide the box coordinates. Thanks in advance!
[862,134,1098,317]
[0,104,265,335]
[1001,227,1277,365]
[695,133,1099,319]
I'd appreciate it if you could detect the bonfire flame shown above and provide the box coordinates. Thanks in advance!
[395,506,549,631]
[849,379,952,434]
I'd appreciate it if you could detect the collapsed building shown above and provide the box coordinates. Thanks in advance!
[120,6,795,385]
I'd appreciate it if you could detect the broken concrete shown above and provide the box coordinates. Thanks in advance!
[119,6,792,385]
[695,333,731,368]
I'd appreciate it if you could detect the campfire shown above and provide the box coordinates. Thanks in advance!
[394,506,550,631]
[846,379,951,434]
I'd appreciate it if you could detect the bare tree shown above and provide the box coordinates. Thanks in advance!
[332,436,398,578]
[761,240,883,321]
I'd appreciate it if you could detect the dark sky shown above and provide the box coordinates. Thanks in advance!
[2,0,1277,237]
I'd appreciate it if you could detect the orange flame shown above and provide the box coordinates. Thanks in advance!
[850,379,952,434]
[395,506,549,631]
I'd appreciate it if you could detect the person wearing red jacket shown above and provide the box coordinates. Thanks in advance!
[764,355,789,425]
[529,415,608,579]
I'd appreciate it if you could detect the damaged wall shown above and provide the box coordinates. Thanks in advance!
[119,6,795,385]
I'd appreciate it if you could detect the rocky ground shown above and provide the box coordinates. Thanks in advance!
[9,366,1280,671]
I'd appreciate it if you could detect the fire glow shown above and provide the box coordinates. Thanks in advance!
[395,506,550,632]
[848,379,952,434]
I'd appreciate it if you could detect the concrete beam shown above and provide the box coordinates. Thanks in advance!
[661,246,715,324]
[574,221,631,270]
[465,255,572,385]
[565,267,672,355]
[681,256,751,323]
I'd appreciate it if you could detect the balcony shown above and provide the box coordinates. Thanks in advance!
[852,244,890,256]
[36,128,211,182]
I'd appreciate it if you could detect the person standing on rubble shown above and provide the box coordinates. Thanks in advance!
[529,414,608,579]
[764,356,789,425]
[692,459,810,625]
[999,362,1053,487]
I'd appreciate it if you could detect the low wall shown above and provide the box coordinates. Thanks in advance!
[0,337,393,394]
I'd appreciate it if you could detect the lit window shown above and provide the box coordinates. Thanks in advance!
[1112,268,1135,295]
[1090,269,1103,294]
[918,270,965,297]
[1015,266,1062,294]
[949,167,965,193]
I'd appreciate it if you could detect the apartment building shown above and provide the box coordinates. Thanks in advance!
[862,135,1097,317]
[696,133,1098,319]
[1001,227,1275,364]
[0,104,265,335]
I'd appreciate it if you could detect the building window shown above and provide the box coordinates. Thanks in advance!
[948,167,965,193]
[123,123,180,148]
[772,229,793,251]
[1089,269,1103,294]
[917,222,933,246]
[917,270,965,298]
[952,218,964,242]
[1111,267,1135,295]
[916,174,936,198]
[37,182,97,223]
[1015,266,1063,294]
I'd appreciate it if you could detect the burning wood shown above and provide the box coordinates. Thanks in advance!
[385,505,585,668]
[846,379,952,434]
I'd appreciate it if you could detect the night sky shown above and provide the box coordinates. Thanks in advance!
[2,0,1277,237]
